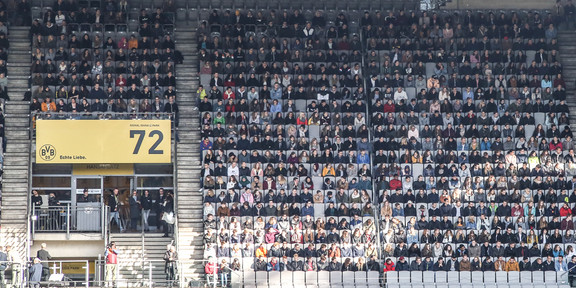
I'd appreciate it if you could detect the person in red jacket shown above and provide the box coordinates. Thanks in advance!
[205,256,219,286]
[104,242,119,287]
[383,258,396,272]
[389,175,402,191]
[560,203,572,217]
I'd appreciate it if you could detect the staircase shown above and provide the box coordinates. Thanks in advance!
[109,232,174,286]
[557,30,576,130]
[173,24,205,286]
[0,26,32,263]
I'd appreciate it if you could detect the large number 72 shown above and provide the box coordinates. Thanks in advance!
[130,130,164,154]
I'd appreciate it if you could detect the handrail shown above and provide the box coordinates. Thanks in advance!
[0,261,26,288]
[27,118,34,262]
[356,11,383,263]
[31,111,175,120]
[2,259,91,288]
[172,125,179,259]
[31,203,105,238]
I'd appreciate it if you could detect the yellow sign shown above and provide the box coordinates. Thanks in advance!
[60,262,96,275]
[73,163,134,175]
[36,120,171,164]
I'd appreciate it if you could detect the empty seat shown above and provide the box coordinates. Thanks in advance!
[533,272,545,283]
[330,271,342,285]
[305,272,317,285]
[545,271,557,283]
[343,271,355,285]
[293,271,305,285]
[255,271,267,285]
[411,271,423,283]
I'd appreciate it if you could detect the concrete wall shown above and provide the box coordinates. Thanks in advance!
[442,0,556,10]
[30,239,105,259]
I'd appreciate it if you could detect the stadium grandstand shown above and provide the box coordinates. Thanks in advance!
[2,0,576,287]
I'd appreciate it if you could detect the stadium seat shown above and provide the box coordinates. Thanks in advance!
[533,272,545,284]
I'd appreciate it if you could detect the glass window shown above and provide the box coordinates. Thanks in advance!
[136,176,173,188]
[76,178,101,190]
[32,177,71,188]
[135,164,173,174]
[33,164,72,174]
[34,189,72,203]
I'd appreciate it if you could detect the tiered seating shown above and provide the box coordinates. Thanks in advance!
[199,8,382,286]
[200,7,576,287]
[369,8,574,279]
[27,1,181,122]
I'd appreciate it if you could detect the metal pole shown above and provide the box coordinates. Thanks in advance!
[148,261,152,288]
[31,205,36,239]
[84,260,89,288]
[101,202,105,239]
[66,204,71,239]
[20,262,25,288]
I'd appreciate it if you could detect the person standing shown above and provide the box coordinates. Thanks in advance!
[155,188,166,232]
[36,243,51,281]
[128,190,141,231]
[163,245,178,287]
[6,245,20,288]
[220,259,231,287]
[162,193,174,237]
[140,190,153,232]
[29,258,42,288]
[108,189,125,232]
[0,246,7,288]
[104,242,119,288]
[78,189,94,202]
[204,257,218,287]
[569,255,576,287]
[48,193,61,230]
[31,190,43,229]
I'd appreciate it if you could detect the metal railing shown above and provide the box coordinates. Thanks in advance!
[0,260,89,288]
[32,111,176,121]
[31,203,106,239]
[0,261,26,288]
[93,259,206,288]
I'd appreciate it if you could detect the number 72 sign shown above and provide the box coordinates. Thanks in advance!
[36,120,172,163]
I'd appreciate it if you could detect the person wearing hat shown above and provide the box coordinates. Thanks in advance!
[396,256,410,271]
[404,201,416,216]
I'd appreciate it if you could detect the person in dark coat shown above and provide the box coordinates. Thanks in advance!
[162,193,175,237]
[129,190,141,231]
[140,190,153,232]
[156,188,166,232]
[163,245,178,286]
[36,243,52,281]
[108,188,125,232]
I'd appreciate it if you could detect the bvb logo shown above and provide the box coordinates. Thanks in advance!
[39,144,57,161]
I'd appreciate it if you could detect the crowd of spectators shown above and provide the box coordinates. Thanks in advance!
[26,0,181,122]
[197,3,576,285]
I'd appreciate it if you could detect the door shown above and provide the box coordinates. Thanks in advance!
[103,176,134,232]
[73,177,102,231]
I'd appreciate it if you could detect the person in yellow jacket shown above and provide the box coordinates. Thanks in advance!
[504,257,520,271]
[322,163,336,177]
[41,96,57,112]
[255,244,267,258]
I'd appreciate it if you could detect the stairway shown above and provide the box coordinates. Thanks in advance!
[173,24,205,287]
[109,232,174,286]
[0,26,32,263]
[557,30,576,130]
